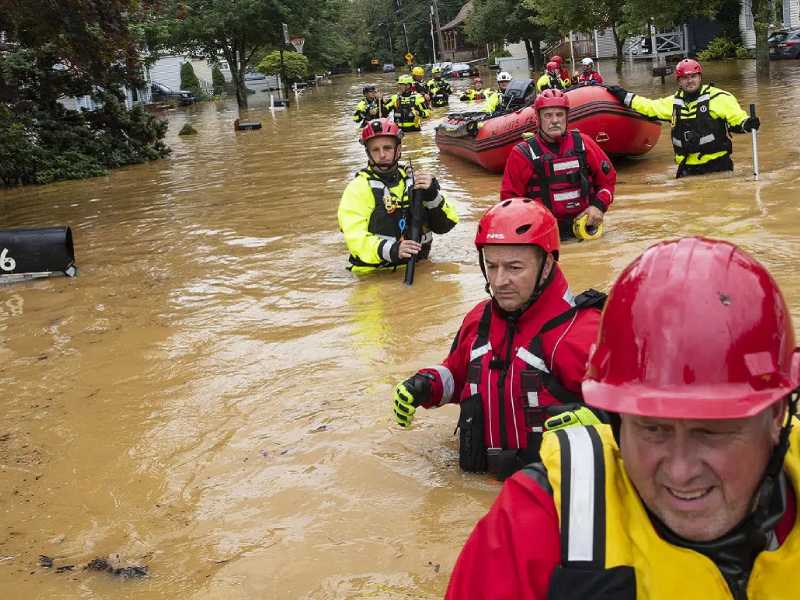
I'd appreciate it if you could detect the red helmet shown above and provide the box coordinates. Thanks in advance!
[675,58,702,79]
[583,237,800,419]
[545,61,558,73]
[475,198,559,257]
[550,55,563,65]
[534,88,570,112]
[360,118,403,145]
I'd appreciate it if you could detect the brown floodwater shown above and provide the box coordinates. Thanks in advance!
[1,59,799,599]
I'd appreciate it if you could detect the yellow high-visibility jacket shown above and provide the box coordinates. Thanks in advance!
[536,73,569,93]
[384,93,429,131]
[626,84,748,167]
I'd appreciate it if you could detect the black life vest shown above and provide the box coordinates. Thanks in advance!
[460,289,606,474]
[522,131,592,220]
[671,86,732,157]
[348,167,432,268]
[395,94,420,128]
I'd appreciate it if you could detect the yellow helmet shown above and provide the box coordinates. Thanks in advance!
[398,74,413,85]
[431,66,442,74]
[412,66,425,77]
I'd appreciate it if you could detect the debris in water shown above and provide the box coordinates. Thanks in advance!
[310,425,327,433]
[38,555,53,568]
[86,556,148,578]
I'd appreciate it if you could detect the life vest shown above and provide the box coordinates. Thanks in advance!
[577,72,601,84]
[542,424,800,599]
[461,289,605,467]
[521,131,592,221]
[348,167,432,268]
[671,85,732,158]
[394,93,421,130]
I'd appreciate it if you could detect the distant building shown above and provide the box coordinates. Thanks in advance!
[440,1,483,62]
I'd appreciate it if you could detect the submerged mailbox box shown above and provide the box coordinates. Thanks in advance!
[0,226,78,284]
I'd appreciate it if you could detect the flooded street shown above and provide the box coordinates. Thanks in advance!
[1,59,800,598]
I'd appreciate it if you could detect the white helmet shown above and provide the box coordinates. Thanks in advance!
[496,71,513,82]
[581,57,594,67]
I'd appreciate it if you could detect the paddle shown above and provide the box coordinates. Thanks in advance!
[404,168,424,287]
[750,103,759,181]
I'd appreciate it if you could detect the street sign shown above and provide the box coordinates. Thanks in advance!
[371,58,380,65]
[282,23,290,44]
[404,52,414,64]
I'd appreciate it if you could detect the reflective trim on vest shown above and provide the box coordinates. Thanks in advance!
[555,426,605,565]
[471,342,491,361]
[517,346,549,373]
[429,365,455,405]
[671,86,732,158]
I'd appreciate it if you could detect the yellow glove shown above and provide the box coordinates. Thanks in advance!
[544,406,602,431]
[392,373,433,428]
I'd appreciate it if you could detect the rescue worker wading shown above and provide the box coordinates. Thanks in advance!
[574,57,603,85]
[352,84,388,128]
[410,66,431,109]
[392,198,604,480]
[607,58,760,178]
[337,118,457,274]
[536,62,569,93]
[485,71,513,114]
[384,75,430,132]
[459,78,487,101]
[427,66,453,107]
[446,237,800,600]
[501,89,616,239]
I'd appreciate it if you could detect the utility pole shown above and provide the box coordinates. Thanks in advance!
[430,4,437,63]
[431,0,444,60]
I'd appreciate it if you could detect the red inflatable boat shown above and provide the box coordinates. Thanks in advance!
[435,85,662,173]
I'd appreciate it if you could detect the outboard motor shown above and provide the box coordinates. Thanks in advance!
[500,78,536,112]
[0,226,78,284]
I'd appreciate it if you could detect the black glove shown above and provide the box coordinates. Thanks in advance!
[417,177,440,203]
[606,85,630,105]
[742,116,760,132]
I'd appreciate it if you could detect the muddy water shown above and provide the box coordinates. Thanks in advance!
[1,59,799,598]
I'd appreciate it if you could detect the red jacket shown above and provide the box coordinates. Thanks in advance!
[576,70,604,84]
[500,131,615,223]
[418,267,599,450]
[445,463,797,600]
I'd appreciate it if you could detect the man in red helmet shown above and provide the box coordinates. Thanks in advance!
[550,55,571,84]
[607,58,760,177]
[446,237,800,599]
[501,89,616,240]
[392,198,605,480]
[338,118,458,274]
[536,61,568,93]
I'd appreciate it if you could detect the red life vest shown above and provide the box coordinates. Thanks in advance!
[521,131,592,221]
[577,71,602,84]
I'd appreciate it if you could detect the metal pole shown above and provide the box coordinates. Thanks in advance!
[430,5,437,63]
[750,103,760,181]
[568,31,576,74]
[401,22,410,54]
[279,46,289,107]
[432,0,445,62]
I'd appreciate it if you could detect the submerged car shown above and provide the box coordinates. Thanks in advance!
[150,81,195,105]
[769,28,800,59]
[444,62,478,79]
[382,63,396,73]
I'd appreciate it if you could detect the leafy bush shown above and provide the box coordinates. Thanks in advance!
[257,51,309,82]
[697,36,748,61]
[0,92,170,187]
[180,62,206,100]
[212,65,227,95]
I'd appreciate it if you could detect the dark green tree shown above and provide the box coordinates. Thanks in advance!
[211,64,227,95]
[180,61,204,98]
[257,51,309,82]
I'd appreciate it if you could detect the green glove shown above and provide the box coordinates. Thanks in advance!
[393,373,433,428]
[544,406,602,431]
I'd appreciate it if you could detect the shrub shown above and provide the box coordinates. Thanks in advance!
[211,65,227,96]
[180,62,206,100]
[257,51,309,82]
[697,36,748,61]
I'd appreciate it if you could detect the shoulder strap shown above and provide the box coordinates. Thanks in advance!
[554,426,606,568]
[468,301,493,385]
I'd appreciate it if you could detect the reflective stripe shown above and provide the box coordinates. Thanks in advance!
[596,188,612,202]
[471,343,491,361]
[553,159,580,172]
[368,180,384,190]
[552,189,581,203]
[672,137,683,148]
[699,133,715,145]
[429,365,455,405]
[697,93,710,102]
[423,193,444,209]
[673,98,685,107]
[562,289,575,307]
[564,426,597,562]
[380,240,395,263]
[516,346,550,373]
[527,390,539,408]
[624,92,634,107]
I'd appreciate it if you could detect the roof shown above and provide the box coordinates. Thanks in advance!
[441,1,474,32]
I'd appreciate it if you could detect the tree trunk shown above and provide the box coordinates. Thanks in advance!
[612,25,625,72]
[523,38,535,72]
[752,0,770,75]
[222,44,248,109]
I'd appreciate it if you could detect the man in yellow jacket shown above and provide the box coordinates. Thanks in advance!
[383,75,430,132]
[447,237,800,599]
[338,118,458,274]
[536,61,569,93]
[607,58,760,177]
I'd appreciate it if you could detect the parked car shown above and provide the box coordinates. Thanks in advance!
[382,63,396,73]
[244,71,280,92]
[444,62,478,79]
[769,28,800,59]
[150,81,195,105]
